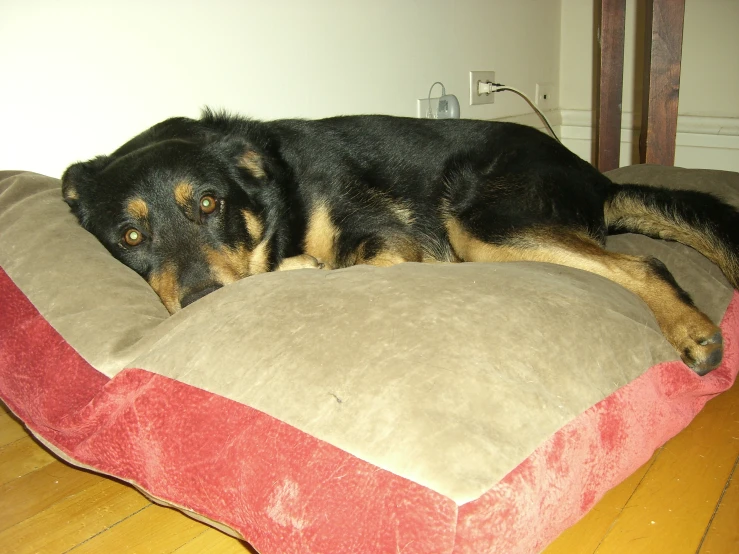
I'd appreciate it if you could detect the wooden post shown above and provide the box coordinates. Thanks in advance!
[639,0,685,165]
[596,0,626,173]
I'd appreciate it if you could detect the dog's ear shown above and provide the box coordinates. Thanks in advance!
[236,146,269,180]
[199,109,280,183]
[60,155,111,214]
[208,134,273,182]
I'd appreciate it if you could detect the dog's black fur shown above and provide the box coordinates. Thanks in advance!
[62,110,739,374]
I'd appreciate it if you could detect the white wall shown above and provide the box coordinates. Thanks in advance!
[558,0,739,171]
[0,0,561,178]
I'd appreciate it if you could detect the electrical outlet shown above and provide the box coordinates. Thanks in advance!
[469,71,496,105]
[535,83,554,106]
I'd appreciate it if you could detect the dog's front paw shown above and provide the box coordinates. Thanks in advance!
[276,254,326,271]
[681,327,723,376]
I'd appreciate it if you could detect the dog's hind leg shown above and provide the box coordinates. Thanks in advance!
[445,219,723,374]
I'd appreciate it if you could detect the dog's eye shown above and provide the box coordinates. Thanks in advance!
[124,228,144,246]
[200,195,218,215]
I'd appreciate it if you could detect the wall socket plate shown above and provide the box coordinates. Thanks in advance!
[535,82,554,106]
[469,71,496,105]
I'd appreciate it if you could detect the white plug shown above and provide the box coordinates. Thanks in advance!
[477,81,497,95]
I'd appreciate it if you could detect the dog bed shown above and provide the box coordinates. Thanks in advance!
[1,165,737,553]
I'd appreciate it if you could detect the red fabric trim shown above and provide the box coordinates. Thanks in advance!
[1,266,737,553]
[454,293,739,553]
[0,268,456,553]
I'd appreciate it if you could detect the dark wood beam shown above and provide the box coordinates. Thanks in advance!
[639,0,685,165]
[596,0,626,172]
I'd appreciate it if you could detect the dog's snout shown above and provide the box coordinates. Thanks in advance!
[180,284,223,308]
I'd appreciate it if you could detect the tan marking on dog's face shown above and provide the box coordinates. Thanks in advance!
[204,244,251,285]
[126,197,149,221]
[174,181,195,209]
[239,151,266,179]
[304,202,338,268]
[148,263,181,314]
[241,209,264,243]
[203,240,272,282]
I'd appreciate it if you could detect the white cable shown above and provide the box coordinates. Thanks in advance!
[484,84,561,143]
[428,80,560,142]
[427,82,446,119]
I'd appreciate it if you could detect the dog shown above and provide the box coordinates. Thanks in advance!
[61,109,739,375]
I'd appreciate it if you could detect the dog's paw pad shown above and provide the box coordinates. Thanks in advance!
[683,329,723,376]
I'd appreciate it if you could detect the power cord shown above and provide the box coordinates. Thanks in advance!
[478,81,561,143]
[427,82,446,119]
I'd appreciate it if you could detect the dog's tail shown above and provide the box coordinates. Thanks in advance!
[605,183,739,289]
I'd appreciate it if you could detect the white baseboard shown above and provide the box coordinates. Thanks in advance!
[493,109,739,173]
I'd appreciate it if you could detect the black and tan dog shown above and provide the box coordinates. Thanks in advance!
[62,110,739,374]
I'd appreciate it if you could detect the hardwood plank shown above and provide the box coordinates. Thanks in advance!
[639,0,685,165]
[594,378,739,553]
[698,455,739,553]
[0,411,28,447]
[174,527,255,554]
[0,400,10,414]
[542,452,658,553]
[0,477,150,553]
[69,503,206,553]
[0,460,103,533]
[596,0,626,172]
[0,436,56,486]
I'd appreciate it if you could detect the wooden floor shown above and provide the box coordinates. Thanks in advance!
[1,376,737,554]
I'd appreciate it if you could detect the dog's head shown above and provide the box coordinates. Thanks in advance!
[62,115,287,313]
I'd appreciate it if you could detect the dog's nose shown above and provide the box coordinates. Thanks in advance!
[180,284,223,308]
